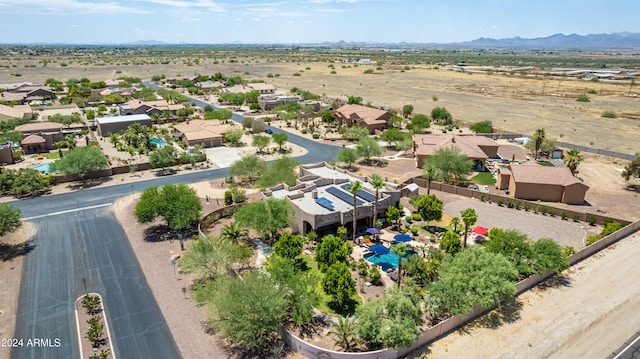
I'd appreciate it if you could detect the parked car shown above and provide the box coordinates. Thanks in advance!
[265,127,273,134]
[468,184,479,191]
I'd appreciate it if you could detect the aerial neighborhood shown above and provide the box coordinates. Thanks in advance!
[1,42,640,359]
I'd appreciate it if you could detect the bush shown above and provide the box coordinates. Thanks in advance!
[410,226,420,236]
[587,88,597,94]
[587,215,597,226]
[312,133,320,139]
[576,95,590,102]
[497,199,504,207]
[572,214,580,222]
[601,110,618,118]
[224,190,233,206]
[405,215,413,223]
[561,211,567,220]
[412,213,422,221]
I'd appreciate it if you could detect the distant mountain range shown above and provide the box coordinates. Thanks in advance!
[5,32,640,50]
[456,32,640,50]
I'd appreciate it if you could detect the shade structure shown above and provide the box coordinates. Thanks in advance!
[369,244,390,255]
[366,228,381,235]
[472,226,489,236]
[394,233,412,242]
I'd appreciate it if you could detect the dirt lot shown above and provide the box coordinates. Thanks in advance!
[2,57,638,154]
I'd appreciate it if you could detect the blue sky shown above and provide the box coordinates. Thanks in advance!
[0,0,638,44]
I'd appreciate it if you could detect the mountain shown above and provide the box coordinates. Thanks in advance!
[127,39,167,45]
[457,32,640,50]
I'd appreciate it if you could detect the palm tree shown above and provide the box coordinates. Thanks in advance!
[424,165,436,195]
[460,208,478,248]
[346,180,362,241]
[65,133,77,150]
[53,141,66,158]
[450,216,460,232]
[369,174,384,228]
[390,243,408,287]
[564,149,584,175]
[220,221,247,243]
[328,317,359,351]
[533,128,546,159]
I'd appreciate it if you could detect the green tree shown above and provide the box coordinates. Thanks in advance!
[229,155,267,182]
[533,128,546,159]
[402,104,414,118]
[622,155,640,181]
[0,203,21,236]
[564,149,583,175]
[342,126,369,141]
[531,238,569,274]
[134,184,202,249]
[209,270,288,348]
[450,216,460,232]
[252,135,271,153]
[356,137,383,163]
[337,147,360,169]
[385,206,402,228]
[347,95,363,105]
[431,107,452,125]
[410,114,430,133]
[273,232,303,260]
[256,156,299,189]
[234,197,292,240]
[423,165,436,195]
[149,145,176,173]
[223,128,243,145]
[204,109,232,122]
[380,128,409,149]
[220,221,247,243]
[48,113,84,128]
[345,180,362,241]
[0,168,53,197]
[424,147,473,184]
[412,194,443,228]
[329,317,359,352]
[323,262,356,307]
[460,208,478,248]
[439,231,462,254]
[469,120,493,134]
[429,246,518,316]
[265,255,320,325]
[315,235,353,272]
[484,229,535,278]
[271,132,288,152]
[179,235,246,280]
[390,243,409,287]
[51,146,108,182]
[369,174,384,227]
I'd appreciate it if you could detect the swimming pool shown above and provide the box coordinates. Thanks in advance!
[32,163,57,174]
[364,250,415,272]
[150,138,168,147]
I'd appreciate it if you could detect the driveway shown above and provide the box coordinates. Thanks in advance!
[443,197,586,248]
[203,146,243,168]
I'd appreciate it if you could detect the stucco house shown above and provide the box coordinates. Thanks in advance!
[498,163,589,204]
[0,104,33,121]
[172,120,236,148]
[258,95,303,111]
[264,162,401,235]
[15,122,64,153]
[96,114,152,136]
[333,104,391,134]
[412,134,499,170]
[0,142,15,165]
[118,99,183,117]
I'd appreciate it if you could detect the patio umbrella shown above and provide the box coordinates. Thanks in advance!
[366,228,381,235]
[394,233,412,243]
[369,244,390,255]
[472,226,489,236]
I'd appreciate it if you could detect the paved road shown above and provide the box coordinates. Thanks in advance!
[9,92,339,359]
[11,208,180,359]
[610,331,640,359]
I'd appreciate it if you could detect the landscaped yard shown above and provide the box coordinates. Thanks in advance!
[471,172,496,185]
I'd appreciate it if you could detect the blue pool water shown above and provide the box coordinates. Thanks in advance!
[150,138,167,147]
[364,250,415,271]
[32,163,56,173]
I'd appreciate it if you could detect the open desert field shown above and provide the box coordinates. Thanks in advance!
[2,51,639,154]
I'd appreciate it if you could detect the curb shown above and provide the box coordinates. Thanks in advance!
[74,293,116,359]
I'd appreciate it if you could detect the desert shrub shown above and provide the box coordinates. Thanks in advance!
[572,214,580,222]
[312,133,320,139]
[587,88,597,94]
[224,190,233,206]
[412,213,422,221]
[576,95,590,102]
[587,215,596,226]
[601,110,618,118]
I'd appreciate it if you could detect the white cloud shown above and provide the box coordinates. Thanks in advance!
[252,17,260,21]
[181,17,201,22]
[0,0,148,14]
[135,0,226,12]
[235,17,242,21]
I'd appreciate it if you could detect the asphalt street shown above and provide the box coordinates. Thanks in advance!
[9,92,340,359]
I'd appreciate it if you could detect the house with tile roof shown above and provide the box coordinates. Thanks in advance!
[172,120,236,148]
[0,104,33,121]
[263,162,401,235]
[15,122,64,153]
[412,134,499,170]
[333,104,391,134]
[498,163,589,204]
[118,99,183,117]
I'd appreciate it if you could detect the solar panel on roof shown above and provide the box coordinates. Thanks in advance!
[326,186,364,206]
[341,183,376,202]
[315,197,335,211]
